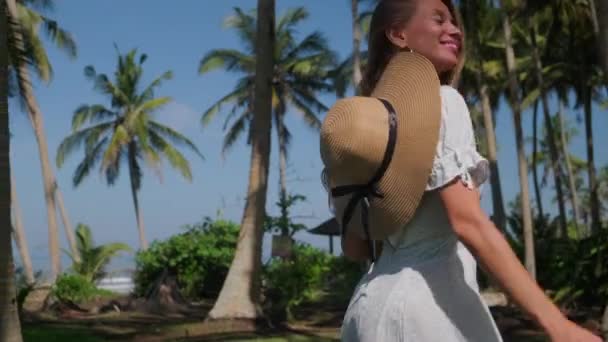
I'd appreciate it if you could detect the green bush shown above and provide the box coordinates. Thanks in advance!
[134,217,239,300]
[51,274,113,304]
[263,243,335,321]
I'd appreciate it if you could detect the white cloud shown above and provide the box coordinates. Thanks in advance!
[155,102,200,132]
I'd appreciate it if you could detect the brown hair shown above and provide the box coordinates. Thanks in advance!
[359,0,465,96]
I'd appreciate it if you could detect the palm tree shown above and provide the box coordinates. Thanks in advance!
[351,0,363,90]
[594,0,608,73]
[65,224,131,283]
[56,48,203,250]
[591,0,608,336]
[208,0,275,322]
[557,101,582,232]
[498,0,537,278]
[199,7,334,210]
[6,0,77,281]
[1,2,23,339]
[526,10,568,236]
[459,0,508,231]
[11,172,34,285]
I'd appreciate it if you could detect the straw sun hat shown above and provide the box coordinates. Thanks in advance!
[320,51,442,259]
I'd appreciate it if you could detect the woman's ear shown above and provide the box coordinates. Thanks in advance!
[386,27,408,48]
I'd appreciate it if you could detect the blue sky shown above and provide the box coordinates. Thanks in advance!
[9,0,608,274]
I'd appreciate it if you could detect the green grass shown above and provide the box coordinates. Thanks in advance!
[23,326,106,342]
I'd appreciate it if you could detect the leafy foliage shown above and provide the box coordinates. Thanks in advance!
[134,217,239,300]
[506,206,608,307]
[263,243,333,321]
[51,273,113,304]
[262,243,362,322]
[64,223,132,282]
[264,192,308,237]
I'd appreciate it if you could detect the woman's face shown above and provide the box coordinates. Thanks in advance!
[386,0,462,74]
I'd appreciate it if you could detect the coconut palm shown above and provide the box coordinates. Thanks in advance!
[593,0,608,73]
[6,0,80,281]
[1,2,23,339]
[199,6,334,209]
[459,0,508,231]
[56,48,203,250]
[497,0,537,278]
[207,0,276,321]
[65,224,131,283]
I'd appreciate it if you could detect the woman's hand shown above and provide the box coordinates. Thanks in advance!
[548,319,603,342]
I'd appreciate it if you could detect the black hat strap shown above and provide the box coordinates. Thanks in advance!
[331,98,398,262]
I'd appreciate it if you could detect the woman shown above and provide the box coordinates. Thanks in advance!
[337,0,602,341]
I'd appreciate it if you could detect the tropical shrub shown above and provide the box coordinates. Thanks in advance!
[134,217,239,300]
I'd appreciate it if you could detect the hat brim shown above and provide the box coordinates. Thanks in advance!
[331,51,441,240]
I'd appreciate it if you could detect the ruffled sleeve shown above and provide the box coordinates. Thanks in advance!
[426,86,490,191]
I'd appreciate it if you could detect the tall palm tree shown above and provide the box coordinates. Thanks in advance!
[591,0,608,336]
[56,49,203,250]
[1,2,23,339]
[6,0,77,281]
[525,11,568,236]
[460,0,508,231]
[199,7,334,208]
[498,0,536,278]
[208,0,275,321]
[557,101,582,232]
[351,0,363,90]
[11,172,34,285]
[594,0,608,73]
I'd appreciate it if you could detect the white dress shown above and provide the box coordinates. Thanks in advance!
[340,86,503,342]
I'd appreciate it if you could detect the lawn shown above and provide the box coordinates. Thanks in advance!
[23,326,106,342]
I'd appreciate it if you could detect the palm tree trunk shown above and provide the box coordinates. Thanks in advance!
[532,100,545,223]
[583,88,601,234]
[275,112,289,237]
[592,0,608,333]
[55,186,80,263]
[1,6,24,339]
[500,4,536,278]
[593,0,608,74]
[128,144,147,250]
[530,24,568,237]
[208,0,275,322]
[351,0,362,92]
[558,101,582,236]
[10,173,34,285]
[477,79,506,231]
[7,0,61,281]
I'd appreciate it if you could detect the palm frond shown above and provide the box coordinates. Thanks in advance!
[201,83,250,126]
[149,131,193,181]
[71,104,116,130]
[56,122,113,168]
[221,111,249,158]
[198,49,255,75]
[102,125,130,169]
[149,121,204,160]
[72,137,108,186]
[138,70,173,103]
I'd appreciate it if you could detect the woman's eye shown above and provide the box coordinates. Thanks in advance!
[433,15,444,23]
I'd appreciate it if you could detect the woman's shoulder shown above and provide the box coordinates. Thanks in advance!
[440,85,466,105]
[440,85,470,119]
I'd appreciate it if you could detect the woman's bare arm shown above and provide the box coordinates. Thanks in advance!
[439,179,601,341]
